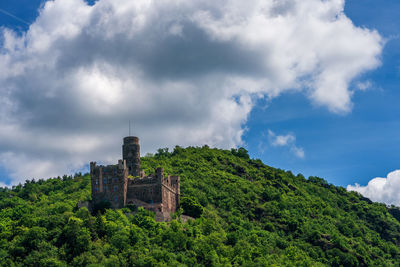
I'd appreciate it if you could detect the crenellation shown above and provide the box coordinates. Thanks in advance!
[90,136,180,216]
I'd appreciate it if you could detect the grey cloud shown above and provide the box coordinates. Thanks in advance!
[53,18,267,80]
[270,0,297,16]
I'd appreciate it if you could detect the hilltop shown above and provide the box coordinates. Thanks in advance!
[0,146,400,266]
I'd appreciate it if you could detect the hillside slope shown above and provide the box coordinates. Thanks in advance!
[0,146,400,266]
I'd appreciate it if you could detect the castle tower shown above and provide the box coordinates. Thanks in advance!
[122,136,141,177]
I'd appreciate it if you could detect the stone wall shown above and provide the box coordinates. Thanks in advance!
[161,184,177,212]
[90,160,128,209]
[127,182,162,205]
[126,167,180,213]
[90,137,180,215]
[122,136,141,177]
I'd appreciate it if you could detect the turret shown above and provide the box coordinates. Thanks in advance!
[122,136,141,177]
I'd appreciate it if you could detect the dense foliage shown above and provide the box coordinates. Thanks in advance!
[1,146,400,266]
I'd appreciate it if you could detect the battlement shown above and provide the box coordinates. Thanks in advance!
[127,168,178,191]
[90,160,126,173]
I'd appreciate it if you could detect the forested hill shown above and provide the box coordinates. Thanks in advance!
[1,146,400,266]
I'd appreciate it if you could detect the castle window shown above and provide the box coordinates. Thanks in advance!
[104,178,107,184]
[95,179,98,185]
[113,185,117,192]
[113,177,118,183]
[95,187,99,192]
[149,188,153,194]
[114,196,118,202]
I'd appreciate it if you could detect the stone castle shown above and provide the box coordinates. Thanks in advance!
[90,136,180,214]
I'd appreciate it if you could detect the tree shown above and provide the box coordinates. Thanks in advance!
[180,196,203,218]
[58,217,91,261]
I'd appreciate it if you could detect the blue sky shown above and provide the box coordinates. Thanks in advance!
[0,0,399,204]
[245,0,400,186]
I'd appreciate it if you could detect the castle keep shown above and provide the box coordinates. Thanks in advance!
[90,137,180,214]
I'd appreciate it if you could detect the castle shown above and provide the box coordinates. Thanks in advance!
[90,136,180,214]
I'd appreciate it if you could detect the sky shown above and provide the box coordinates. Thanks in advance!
[0,0,399,206]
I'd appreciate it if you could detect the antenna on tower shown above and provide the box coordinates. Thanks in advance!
[129,120,131,136]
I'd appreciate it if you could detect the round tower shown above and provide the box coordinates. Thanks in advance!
[122,136,140,177]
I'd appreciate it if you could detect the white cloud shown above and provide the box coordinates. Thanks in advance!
[291,146,305,159]
[268,130,305,159]
[0,0,382,184]
[0,181,9,188]
[347,170,400,206]
[356,81,372,91]
[269,130,296,147]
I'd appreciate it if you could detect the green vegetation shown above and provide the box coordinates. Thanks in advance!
[1,146,400,266]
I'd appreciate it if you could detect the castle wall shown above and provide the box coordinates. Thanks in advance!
[126,168,180,212]
[162,185,176,212]
[126,182,162,206]
[90,160,127,209]
[161,181,179,212]
[90,137,180,215]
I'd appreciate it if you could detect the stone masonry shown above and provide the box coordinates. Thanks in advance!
[90,137,180,214]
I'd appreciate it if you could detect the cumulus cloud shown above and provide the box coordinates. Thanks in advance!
[347,170,400,206]
[0,0,382,184]
[268,130,305,159]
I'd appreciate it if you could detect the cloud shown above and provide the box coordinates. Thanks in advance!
[347,170,400,206]
[0,0,382,184]
[355,81,372,91]
[268,130,305,159]
[0,181,8,188]
[269,131,296,147]
[291,146,305,159]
